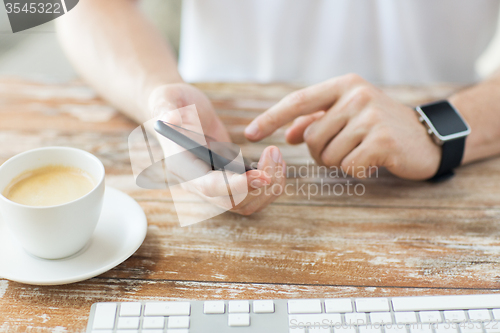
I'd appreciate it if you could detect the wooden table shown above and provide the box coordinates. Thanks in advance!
[0,79,499,332]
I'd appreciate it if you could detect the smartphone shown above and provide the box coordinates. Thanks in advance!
[154,120,256,174]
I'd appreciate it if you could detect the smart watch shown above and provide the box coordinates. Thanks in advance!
[415,100,470,181]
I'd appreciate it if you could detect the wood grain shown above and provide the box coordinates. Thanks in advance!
[0,79,499,332]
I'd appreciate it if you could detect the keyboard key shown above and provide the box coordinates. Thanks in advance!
[461,324,484,333]
[142,317,165,329]
[141,330,163,333]
[117,317,140,329]
[309,327,331,333]
[91,331,113,333]
[116,330,139,333]
[345,312,367,325]
[289,328,307,333]
[485,322,500,333]
[253,300,275,313]
[356,298,390,312]
[419,311,442,323]
[334,328,357,333]
[120,302,142,317]
[359,325,382,333]
[288,299,322,314]
[325,299,353,313]
[289,314,342,327]
[168,316,190,329]
[144,302,190,316]
[435,323,460,333]
[394,311,417,323]
[486,329,500,333]
[384,326,407,333]
[493,310,500,320]
[92,303,117,330]
[204,301,225,314]
[370,312,392,324]
[444,311,466,322]
[392,295,500,311]
[468,309,491,321]
[228,300,250,313]
[228,313,250,326]
[166,330,189,333]
[410,327,433,333]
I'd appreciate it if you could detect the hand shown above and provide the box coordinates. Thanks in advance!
[244,74,441,180]
[148,83,286,215]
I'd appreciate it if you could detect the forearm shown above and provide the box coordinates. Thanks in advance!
[448,71,500,164]
[56,0,182,124]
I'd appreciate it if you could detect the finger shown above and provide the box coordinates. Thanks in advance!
[244,74,365,141]
[245,169,273,189]
[226,169,272,196]
[221,147,278,202]
[254,166,286,212]
[191,170,242,198]
[257,146,284,182]
[340,138,380,179]
[303,88,371,164]
[285,111,326,145]
[170,156,211,184]
[232,148,286,215]
[159,109,183,127]
[242,160,287,214]
[301,109,347,165]
[191,168,271,199]
[185,146,284,214]
[187,148,276,199]
[319,114,370,167]
[229,146,283,215]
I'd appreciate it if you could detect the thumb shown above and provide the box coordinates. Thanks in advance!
[158,109,183,127]
[148,85,186,119]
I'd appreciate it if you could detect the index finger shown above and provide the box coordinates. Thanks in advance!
[244,74,363,142]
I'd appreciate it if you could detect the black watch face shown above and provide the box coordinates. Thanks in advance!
[420,101,469,138]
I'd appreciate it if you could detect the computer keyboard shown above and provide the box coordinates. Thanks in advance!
[86,294,500,333]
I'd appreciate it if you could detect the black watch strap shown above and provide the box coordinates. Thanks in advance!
[430,137,465,182]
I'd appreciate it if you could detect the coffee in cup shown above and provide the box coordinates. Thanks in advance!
[0,147,105,259]
[3,165,95,207]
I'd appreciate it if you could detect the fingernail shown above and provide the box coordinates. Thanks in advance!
[250,178,268,188]
[161,113,173,122]
[245,122,260,139]
[271,148,281,164]
[161,110,182,125]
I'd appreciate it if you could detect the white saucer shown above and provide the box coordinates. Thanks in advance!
[0,187,147,285]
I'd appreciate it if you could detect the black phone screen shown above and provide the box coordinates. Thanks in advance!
[154,120,255,174]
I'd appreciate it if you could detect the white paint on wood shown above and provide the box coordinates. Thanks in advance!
[0,280,8,298]
[61,104,117,123]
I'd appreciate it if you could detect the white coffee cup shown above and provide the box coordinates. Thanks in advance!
[0,147,105,259]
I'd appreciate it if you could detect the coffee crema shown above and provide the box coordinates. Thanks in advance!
[3,165,95,206]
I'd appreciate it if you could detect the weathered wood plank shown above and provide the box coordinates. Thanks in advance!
[91,201,500,289]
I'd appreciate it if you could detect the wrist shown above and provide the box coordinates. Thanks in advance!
[447,94,473,164]
[415,100,470,180]
[412,109,442,179]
